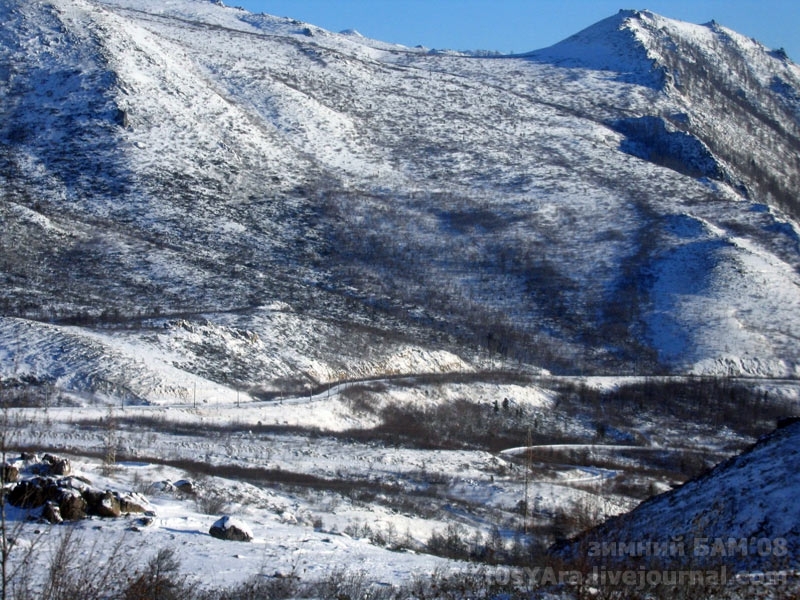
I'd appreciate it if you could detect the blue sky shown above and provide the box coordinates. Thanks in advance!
[232,1,799,60]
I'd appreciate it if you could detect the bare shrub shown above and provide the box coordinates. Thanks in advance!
[340,384,380,415]
[311,567,387,600]
[426,522,470,560]
[194,492,230,516]
[38,528,132,600]
[122,548,192,600]
[197,565,301,600]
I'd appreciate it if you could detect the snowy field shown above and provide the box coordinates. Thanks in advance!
[3,369,798,594]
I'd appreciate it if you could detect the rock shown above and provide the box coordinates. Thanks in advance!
[117,492,148,514]
[128,515,155,531]
[42,479,64,503]
[149,480,175,494]
[50,459,72,476]
[10,477,88,520]
[58,476,91,492]
[2,463,19,483]
[84,489,121,518]
[41,501,63,524]
[41,454,72,476]
[136,515,155,527]
[173,479,195,495]
[209,516,253,542]
[97,492,122,518]
[8,478,47,508]
[68,474,92,486]
[56,488,87,520]
[115,108,130,128]
[6,463,147,523]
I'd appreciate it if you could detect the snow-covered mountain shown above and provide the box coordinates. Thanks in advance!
[554,419,800,573]
[2,0,800,400]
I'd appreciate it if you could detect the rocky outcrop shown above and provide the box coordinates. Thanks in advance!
[6,454,151,523]
[7,478,48,508]
[610,116,724,180]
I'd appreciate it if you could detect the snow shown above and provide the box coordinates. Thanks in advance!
[15,460,457,589]
[524,10,666,87]
[558,421,800,572]
[0,414,541,589]
[2,0,800,593]
[646,212,800,375]
[4,0,800,380]
[210,515,253,537]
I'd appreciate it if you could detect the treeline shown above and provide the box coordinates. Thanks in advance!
[561,376,792,440]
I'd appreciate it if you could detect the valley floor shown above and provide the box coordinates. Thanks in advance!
[2,372,797,595]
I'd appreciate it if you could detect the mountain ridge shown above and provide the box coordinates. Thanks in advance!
[2,0,800,401]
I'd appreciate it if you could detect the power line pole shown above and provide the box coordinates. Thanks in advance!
[523,427,532,535]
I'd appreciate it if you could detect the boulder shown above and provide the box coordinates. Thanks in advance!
[8,478,48,508]
[41,454,72,476]
[56,488,87,521]
[117,492,149,514]
[84,489,121,518]
[136,515,155,527]
[49,459,72,476]
[209,516,253,542]
[149,480,175,494]
[57,476,91,492]
[173,479,195,495]
[115,108,130,128]
[127,515,155,532]
[96,492,122,518]
[2,463,19,483]
[41,501,63,524]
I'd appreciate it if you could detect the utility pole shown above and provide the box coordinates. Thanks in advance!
[523,427,532,535]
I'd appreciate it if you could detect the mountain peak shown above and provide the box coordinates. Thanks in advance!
[527,9,797,92]
[523,9,668,87]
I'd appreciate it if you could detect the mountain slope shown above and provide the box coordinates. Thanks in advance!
[554,420,800,573]
[2,1,800,400]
